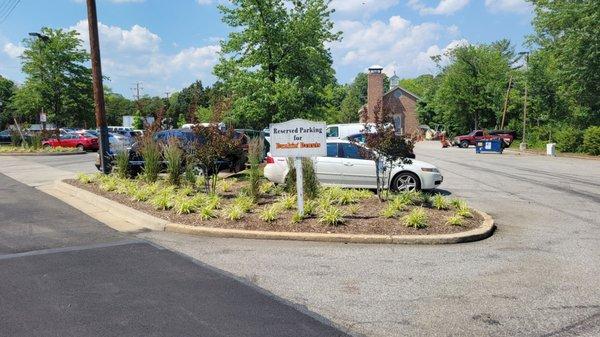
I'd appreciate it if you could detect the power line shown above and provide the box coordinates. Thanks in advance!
[0,0,15,18]
[0,0,20,25]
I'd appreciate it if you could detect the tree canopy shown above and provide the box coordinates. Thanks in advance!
[214,0,341,129]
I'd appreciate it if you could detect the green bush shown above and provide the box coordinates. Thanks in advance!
[115,149,130,179]
[446,215,463,226]
[318,206,345,226]
[259,206,280,222]
[247,137,263,201]
[402,207,428,228]
[140,137,161,183]
[583,126,600,155]
[223,205,244,221]
[432,194,449,210]
[163,138,183,186]
[284,158,320,200]
[554,126,583,153]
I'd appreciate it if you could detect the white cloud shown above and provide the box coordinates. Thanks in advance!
[197,0,213,4]
[408,0,469,15]
[64,20,220,95]
[485,0,532,14]
[3,42,24,58]
[331,15,467,78]
[330,0,399,15]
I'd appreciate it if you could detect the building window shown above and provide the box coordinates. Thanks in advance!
[393,114,404,134]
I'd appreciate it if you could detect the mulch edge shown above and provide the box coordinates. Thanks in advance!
[54,179,495,245]
[0,151,85,156]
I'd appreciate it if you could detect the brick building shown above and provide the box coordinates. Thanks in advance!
[359,65,421,135]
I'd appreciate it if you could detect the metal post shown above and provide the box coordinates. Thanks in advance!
[86,0,110,173]
[500,75,512,130]
[295,157,304,216]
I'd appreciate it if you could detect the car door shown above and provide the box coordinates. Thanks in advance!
[314,142,345,186]
[56,134,71,147]
[473,131,484,142]
[339,143,376,188]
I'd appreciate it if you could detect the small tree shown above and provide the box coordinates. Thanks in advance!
[357,102,414,201]
[247,137,263,201]
[191,124,243,194]
[162,137,184,186]
[284,158,320,200]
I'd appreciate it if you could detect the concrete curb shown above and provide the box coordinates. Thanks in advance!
[503,148,599,161]
[0,151,85,156]
[49,180,495,244]
[165,210,495,245]
[42,180,167,233]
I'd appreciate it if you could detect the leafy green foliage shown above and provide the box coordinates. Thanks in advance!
[259,181,274,195]
[455,208,473,219]
[163,138,183,186]
[284,158,320,200]
[223,205,245,221]
[303,200,318,216]
[115,149,130,179]
[277,194,297,210]
[446,215,464,226]
[76,173,93,184]
[232,195,254,213]
[380,205,398,219]
[259,206,280,222]
[554,126,583,153]
[432,194,449,210]
[218,179,235,193]
[215,0,341,128]
[12,27,94,127]
[140,137,161,183]
[291,212,304,224]
[149,189,175,210]
[402,208,428,229]
[247,137,263,200]
[199,206,217,221]
[173,196,197,215]
[583,126,600,155]
[318,206,345,226]
[346,204,360,215]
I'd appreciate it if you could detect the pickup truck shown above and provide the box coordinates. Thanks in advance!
[453,130,515,148]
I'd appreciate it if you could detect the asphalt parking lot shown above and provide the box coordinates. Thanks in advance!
[2,143,599,337]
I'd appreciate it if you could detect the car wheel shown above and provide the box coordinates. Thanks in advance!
[391,172,421,192]
[76,144,84,151]
[43,143,51,149]
[460,140,470,148]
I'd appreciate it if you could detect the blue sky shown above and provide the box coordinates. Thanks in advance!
[0,0,533,98]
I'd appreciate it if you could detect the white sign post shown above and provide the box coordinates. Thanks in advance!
[269,119,327,216]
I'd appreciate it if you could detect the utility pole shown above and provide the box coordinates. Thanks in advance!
[86,0,110,173]
[519,51,530,151]
[500,75,512,130]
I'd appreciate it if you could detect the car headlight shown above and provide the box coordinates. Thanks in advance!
[421,167,439,173]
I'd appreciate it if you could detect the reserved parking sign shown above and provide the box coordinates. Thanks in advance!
[269,119,327,157]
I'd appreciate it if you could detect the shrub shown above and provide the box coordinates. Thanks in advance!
[389,196,408,211]
[380,205,398,218]
[76,173,93,184]
[206,194,222,210]
[402,207,428,228]
[259,206,280,222]
[199,206,216,221]
[259,181,273,195]
[346,204,360,215]
[173,196,197,214]
[446,215,463,226]
[99,176,118,192]
[184,160,197,186]
[450,198,464,209]
[177,186,194,197]
[284,158,320,200]
[115,179,136,195]
[303,200,318,216]
[277,194,297,210]
[149,188,175,210]
[291,212,304,224]
[163,138,183,186]
[554,126,583,153]
[455,208,473,218]
[233,195,254,213]
[432,194,449,210]
[319,206,345,226]
[218,179,235,193]
[140,137,161,183]
[223,205,244,221]
[247,137,263,201]
[583,126,600,155]
[114,149,130,179]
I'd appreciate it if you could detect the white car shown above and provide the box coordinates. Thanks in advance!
[264,140,443,191]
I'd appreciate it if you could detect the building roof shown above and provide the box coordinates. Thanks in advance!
[358,85,420,113]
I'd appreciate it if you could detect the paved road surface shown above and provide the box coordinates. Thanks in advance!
[0,173,348,337]
[1,144,599,336]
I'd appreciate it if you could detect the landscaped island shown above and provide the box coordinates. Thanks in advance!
[70,172,484,236]
[0,145,81,154]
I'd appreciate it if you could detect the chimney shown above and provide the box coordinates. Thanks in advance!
[367,65,384,123]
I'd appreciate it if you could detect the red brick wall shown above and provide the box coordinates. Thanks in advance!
[382,89,419,135]
[367,72,384,122]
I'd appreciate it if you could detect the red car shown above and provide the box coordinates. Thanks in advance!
[42,133,99,151]
[453,130,515,148]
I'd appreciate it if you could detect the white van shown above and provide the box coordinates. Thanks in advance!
[326,123,373,140]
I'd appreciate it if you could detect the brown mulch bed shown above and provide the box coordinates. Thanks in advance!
[67,179,483,236]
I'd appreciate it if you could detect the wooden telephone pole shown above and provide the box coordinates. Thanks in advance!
[86,0,110,173]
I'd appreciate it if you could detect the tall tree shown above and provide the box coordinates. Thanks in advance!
[215,0,341,129]
[429,44,511,134]
[104,87,135,126]
[0,75,16,129]
[529,0,600,125]
[12,27,94,127]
